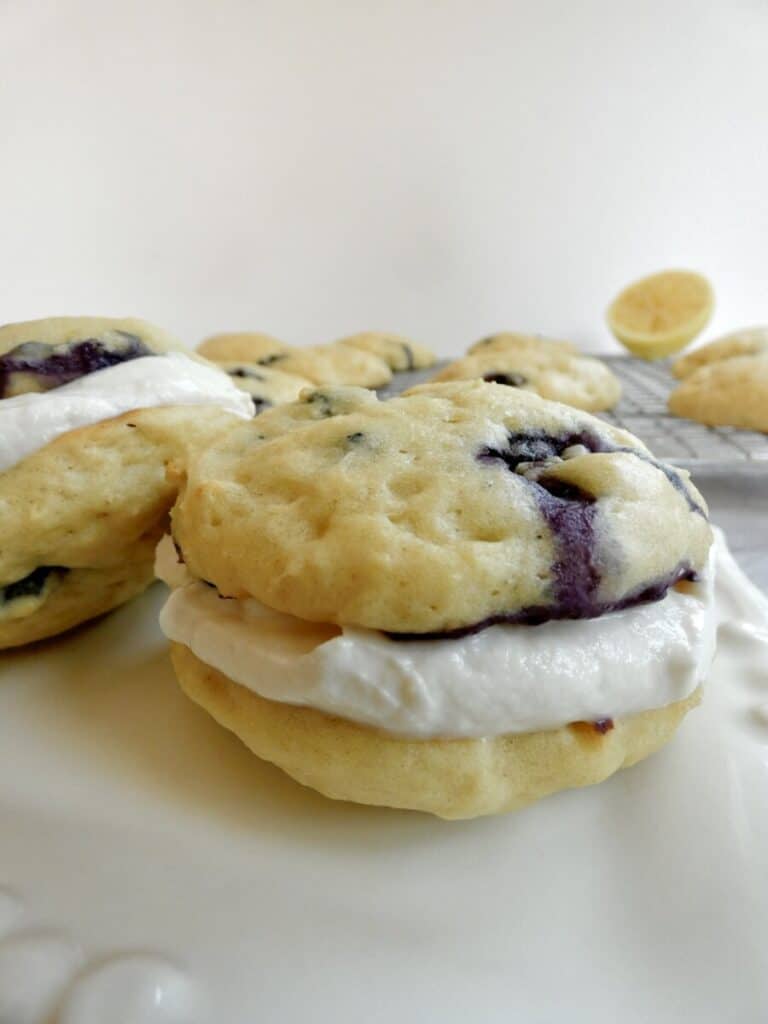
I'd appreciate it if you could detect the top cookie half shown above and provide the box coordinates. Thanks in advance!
[172,380,712,636]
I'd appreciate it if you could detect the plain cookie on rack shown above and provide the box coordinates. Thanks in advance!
[668,353,768,432]
[265,344,392,388]
[428,348,621,412]
[335,331,436,371]
[467,331,578,357]
[197,331,290,364]
[672,326,768,379]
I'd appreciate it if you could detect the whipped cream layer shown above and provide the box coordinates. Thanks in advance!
[0,352,254,473]
[157,537,717,740]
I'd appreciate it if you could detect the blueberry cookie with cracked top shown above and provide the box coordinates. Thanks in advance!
[197,331,291,364]
[669,353,768,432]
[430,347,621,412]
[335,331,436,371]
[672,326,768,379]
[217,361,311,413]
[160,380,714,818]
[0,316,252,649]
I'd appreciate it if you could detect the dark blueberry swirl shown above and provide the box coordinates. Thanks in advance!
[0,332,151,399]
[389,428,703,641]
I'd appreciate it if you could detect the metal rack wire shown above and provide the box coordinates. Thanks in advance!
[383,356,768,469]
[598,356,768,467]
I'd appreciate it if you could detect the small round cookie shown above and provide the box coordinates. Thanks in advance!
[672,326,768,379]
[430,349,621,412]
[172,380,710,636]
[172,642,701,819]
[668,354,768,432]
[1,316,251,649]
[216,362,311,413]
[467,331,578,357]
[264,344,393,388]
[197,332,290,364]
[335,331,436,371]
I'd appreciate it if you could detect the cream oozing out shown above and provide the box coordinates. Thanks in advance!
[156,535,718,740]
[0,353,254,473]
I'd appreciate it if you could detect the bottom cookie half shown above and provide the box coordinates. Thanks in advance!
[0,559,156,650]
[170,642,701,820]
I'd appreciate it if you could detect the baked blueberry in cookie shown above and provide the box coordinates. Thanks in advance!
[158,379,714,819]
[0,316,253,649]
[482,371,528,387]
[217,361,311,414]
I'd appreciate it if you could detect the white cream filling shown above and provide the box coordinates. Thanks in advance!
[0,352,254,473]
[156,536,718,740]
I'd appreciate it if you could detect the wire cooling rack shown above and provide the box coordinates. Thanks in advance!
[598,356,768,467]
[383,356,768,469]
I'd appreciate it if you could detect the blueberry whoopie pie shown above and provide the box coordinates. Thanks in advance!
[158,380,714,818]
[0,316,252,649]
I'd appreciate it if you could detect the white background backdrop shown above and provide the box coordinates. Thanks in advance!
[1,0,766,354]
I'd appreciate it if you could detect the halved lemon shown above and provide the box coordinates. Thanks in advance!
[606,269,714,359]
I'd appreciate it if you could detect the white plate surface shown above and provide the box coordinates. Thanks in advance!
[1,483,768,1023]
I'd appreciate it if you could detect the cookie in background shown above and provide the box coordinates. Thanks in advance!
[335,331,436,371]
[0,316,253,649]
[467,331,578,357]
[216,362,311,414]
[266,343,392,388]
[672,326,768,379]
[668,353,768,433]
[197,331,290,364]
[198,329,393,388]
[430,346,621,412]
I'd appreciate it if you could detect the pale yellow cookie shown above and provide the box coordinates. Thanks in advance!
[215,362,311,413]
[336,331,436,371]
[171,642,701,819]
[172,380,710,636]
[672,327,768,379]
[668,354,768,432]
[197,332,290,363]
[430,349,621,412]
[267,344,393,388]
[467,332,578,357]
[0,405,240,650]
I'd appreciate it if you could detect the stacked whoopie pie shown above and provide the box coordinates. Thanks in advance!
[158,379,715,818]
[0,317,252,649]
